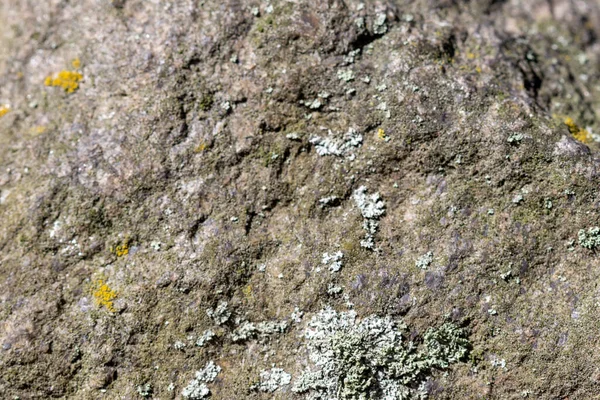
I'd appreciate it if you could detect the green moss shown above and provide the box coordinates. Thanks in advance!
[255,15,274,33]
[199,93,214,111]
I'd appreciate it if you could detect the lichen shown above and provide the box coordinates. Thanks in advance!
[71,57,81,69]
[255,367,292,392]
[196,330,216,347]
[136,383,152,398]
[110,238,130,257]
[0,105,10,118]
[44,70,83,93]
[507,132,524,144]
[206,301,231,325]
[319,196,339,207]
[321,251,344,273]
[92,278,118,312]
[353,186,386,249]
[377,128,389,141]
[292,308,469,400]
[578,226,600,250]
[231,320,288,342]
[291,307,304,323]
[564,117,592,144]
[182,361,221,399]
[194,142,208,153]
[337,69,355,82]
[374,13,388,35]
[310,128,363,158]
[415,252,433,270]
[327,283,343,295]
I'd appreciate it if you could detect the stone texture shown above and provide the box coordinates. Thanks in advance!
[2,0,600,398]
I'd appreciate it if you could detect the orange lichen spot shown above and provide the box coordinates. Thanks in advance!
[72,57,81,69]
[92,278,118,312]
[16,71,24,80]
[110,238,130,257]
[0,105,10,118]
[44,70,83,93]
[564,117,592,144]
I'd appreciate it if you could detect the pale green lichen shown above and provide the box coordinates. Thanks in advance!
[578,227,600,249]
[353,186,386,249]
[321,251,344,273]
[136,383,152,398]
[292,308,469,400]
[255,367,292,393]
[310,128,363,157]
[196,330,216,347]
[231,320,288,342]
[206,301,231,325]
[507,132,524,144]
[374,13,388,35]
[327,283,343,295]
[337,69,355,82]
[182,361,221,399]
[291,307,304,323]
[415,252,433,270]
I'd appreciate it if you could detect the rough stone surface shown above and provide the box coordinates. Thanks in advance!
[3,0,600,399]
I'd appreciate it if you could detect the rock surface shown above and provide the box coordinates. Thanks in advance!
[2,0,600,398]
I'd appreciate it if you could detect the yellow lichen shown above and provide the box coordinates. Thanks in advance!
[242,283,253,299]
[44,70,83,93]
[377,128,387,141]
[72,57,81,69]
[466,52,476,60]
[32,126,47,135]
[110,238,130,257]
[0,105,10,118]
[92,278,118,312]
[564,116,592,144]
[194,142,208,153]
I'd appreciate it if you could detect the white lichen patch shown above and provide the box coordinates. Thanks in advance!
[310,128,363,158]
[415,251,433,270]
[182,361,221,399]
[291,307,304,323]
[322,251,344,272]
[319,196,338,207]
[343,49,361,64]
[374,13,388,34]
[220,101,231,111]
[231,320,289,342]
[578,226,600,249]
[292,308,469,400]
[256,367,292,392]
[173,340,186,350]
[353,186,386,249]
[337,68,355,82]
[327,283,343,295]
[308,99,322,109]
[206,301,231,325]
[136,383,152,398]
[195,330,216,347]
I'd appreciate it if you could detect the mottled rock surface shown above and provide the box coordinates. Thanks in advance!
[2,0,600,398]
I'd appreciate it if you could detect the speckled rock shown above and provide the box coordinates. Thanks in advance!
[2,0,600,399]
